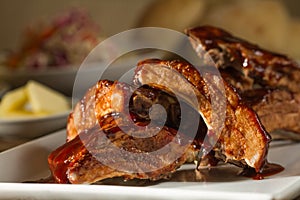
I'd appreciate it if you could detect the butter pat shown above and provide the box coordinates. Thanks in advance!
[0,87,27,114]
[0,80,70,118]
[26,81,69,114]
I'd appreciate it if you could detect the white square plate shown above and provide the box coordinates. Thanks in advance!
[0,129,299,200]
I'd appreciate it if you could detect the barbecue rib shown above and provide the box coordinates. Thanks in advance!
[50,113,194,184]
[134,59,270,172]
[51,80,205,183]
[186,26,300,137]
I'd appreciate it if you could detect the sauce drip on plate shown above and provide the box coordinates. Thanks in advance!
[241,162,284,180]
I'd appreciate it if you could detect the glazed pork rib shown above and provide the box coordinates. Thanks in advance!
[50,80,203,183]
[49,113,194,184]
[186,26,300,137]
[134,59,270,172]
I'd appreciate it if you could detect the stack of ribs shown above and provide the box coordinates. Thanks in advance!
[48,26,299,184]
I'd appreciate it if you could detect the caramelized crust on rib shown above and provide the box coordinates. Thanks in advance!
[134,59,270,172]
[67,80,129,141]
[185,26,300,93]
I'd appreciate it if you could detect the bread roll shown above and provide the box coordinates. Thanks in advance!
[139,0,206,32]
[203,0,290,52]
[285,20,300,60]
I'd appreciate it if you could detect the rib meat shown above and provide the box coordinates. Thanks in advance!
[50,80,203,183]
[242,88,300,140]
[185,26,300,137]
[134,59,270,172]
[49,113,194,184]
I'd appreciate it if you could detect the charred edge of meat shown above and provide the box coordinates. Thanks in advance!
[185,25,300,93]
[66,79,116,142]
